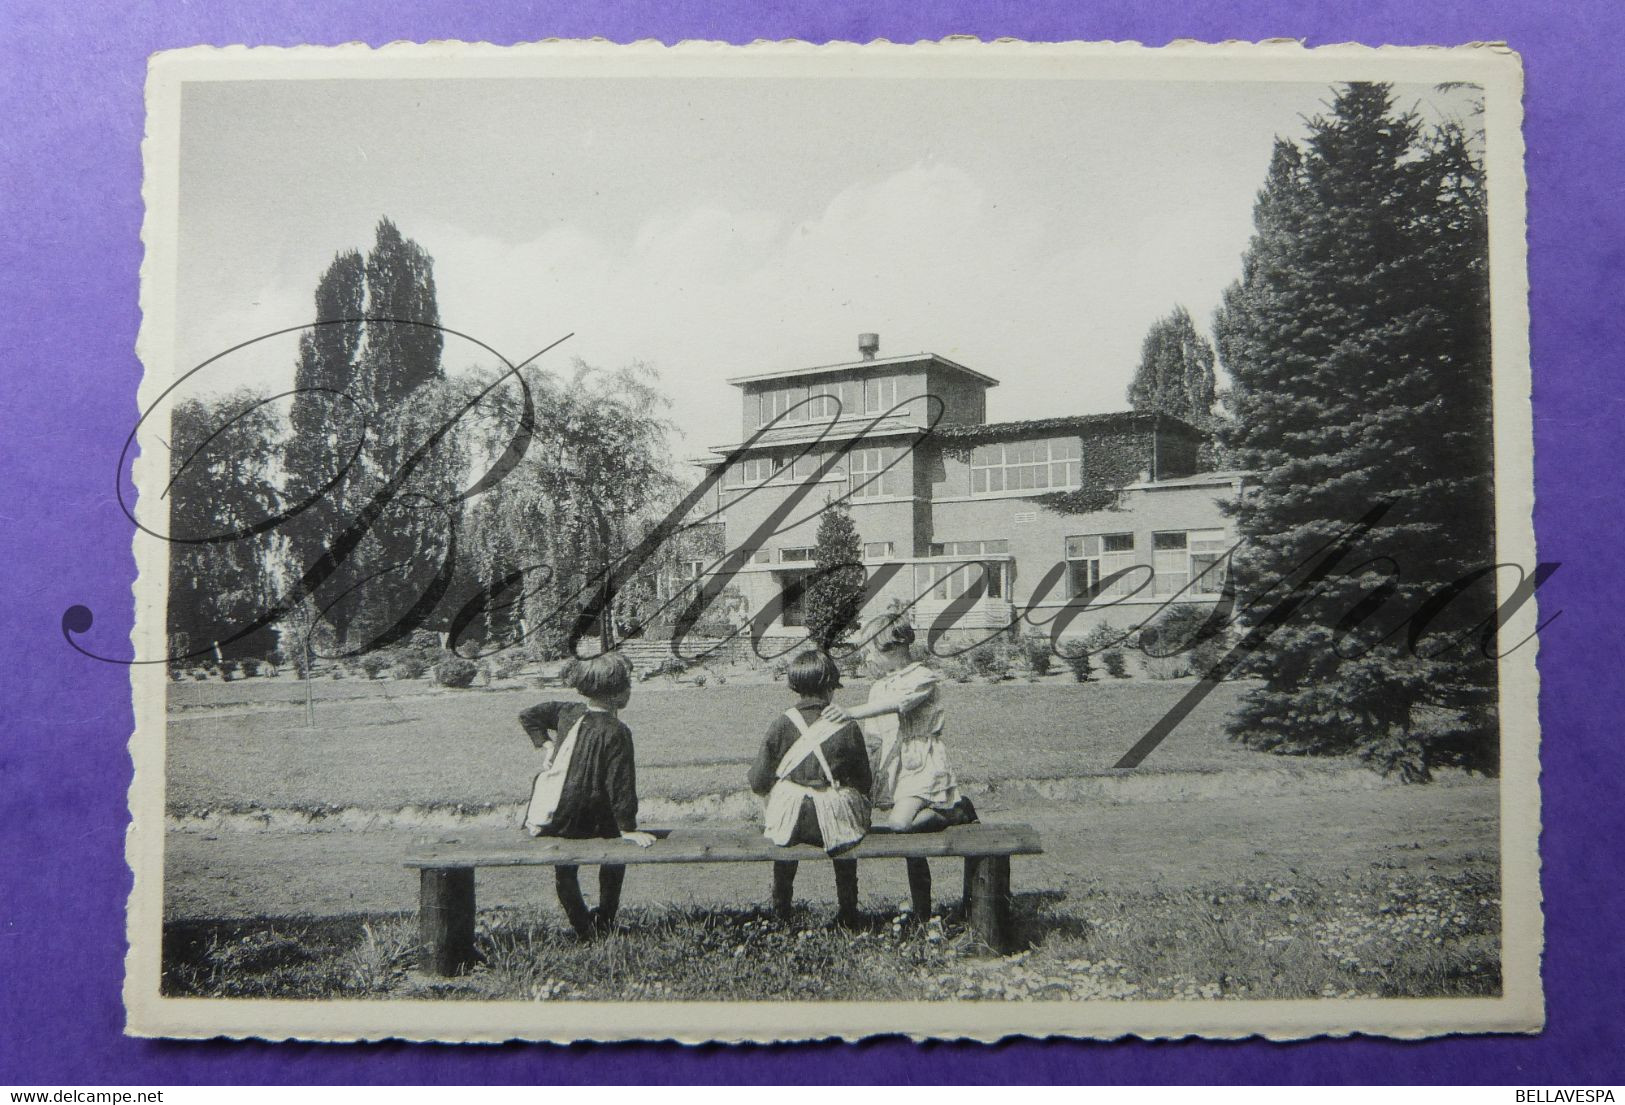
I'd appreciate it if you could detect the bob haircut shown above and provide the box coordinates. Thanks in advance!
[568,653,633,699]
[862,616,916,655]
[786,648,843,697]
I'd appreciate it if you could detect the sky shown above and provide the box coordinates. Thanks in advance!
[173,75,1465,458]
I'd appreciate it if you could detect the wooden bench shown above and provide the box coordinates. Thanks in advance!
[405,823,1043,975]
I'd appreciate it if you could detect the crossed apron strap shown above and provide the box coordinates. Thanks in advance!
[776,708,839,787]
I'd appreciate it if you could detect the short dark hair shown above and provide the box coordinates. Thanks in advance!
[568,653,633,698]
[862,615,916,654]
[786,649,842,697]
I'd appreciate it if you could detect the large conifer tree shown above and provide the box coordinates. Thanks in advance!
[1214,83,1495,780]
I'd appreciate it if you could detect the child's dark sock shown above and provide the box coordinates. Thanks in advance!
[833,859,861,927]
[554,865,595,938]
[772,861,797,920]
[593,864,627,933]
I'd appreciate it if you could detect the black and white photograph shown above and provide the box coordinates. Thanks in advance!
[125,40,1541,1042]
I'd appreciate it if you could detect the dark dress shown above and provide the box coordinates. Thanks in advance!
[747,699,871,848]
[519,701,639,839]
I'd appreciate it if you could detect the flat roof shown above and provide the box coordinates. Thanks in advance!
[725,351,1000,389]
[930,410,1204,441]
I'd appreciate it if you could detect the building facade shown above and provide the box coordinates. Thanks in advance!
[684,335,1246,650]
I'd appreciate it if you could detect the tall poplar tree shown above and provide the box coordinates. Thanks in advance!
[1127,305,1218,425]
[280,219,455,649]
[1213,83,1495,780]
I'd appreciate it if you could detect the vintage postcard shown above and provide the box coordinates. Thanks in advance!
[124,39,1541,1042]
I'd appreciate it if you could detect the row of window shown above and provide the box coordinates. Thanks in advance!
[969,437,1081,493]
[753,376,903,425]
[668,529,1229,604]
[1066,529,1228,598]
[721,445,906,497]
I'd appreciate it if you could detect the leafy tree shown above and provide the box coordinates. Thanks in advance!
[803,497,867,653]
[166,390,285,661]
[1127,304,1218,427]
[1213,83,1495,780]
[459,360,680,657]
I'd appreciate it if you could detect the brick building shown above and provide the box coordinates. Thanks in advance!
[685,334,1246,650]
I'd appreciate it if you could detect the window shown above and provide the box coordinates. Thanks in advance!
[913,561,1003,602]
[863,542,895,560]
[1066,533,1136,599]
[779,570,808,627]
[808,379,861,420]
[1152,531,1189,596]
[759,384,811,424]
[750,549,772,564]
[656,559,705,600]
[864,375,898,414]
[919,540,1008,601]
[1187,529,1230,596]
[969,437,1081,493]
[930,539,1009,557]
[724,456,784,487]
[780,547,815,563]
[850,446,903,498]
[790,448,844,482]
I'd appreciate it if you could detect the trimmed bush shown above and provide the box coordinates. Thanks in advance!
[434,656,480,689]
[964,637,1013,681]
[392,654,430,680]
[492,652,526,680]
[1102,648,1130,678]
[1020,634,1054,676]
[358,653,391,680]
[1063,647,1093,683]
[240,658,262,678]
[218,660,238,681]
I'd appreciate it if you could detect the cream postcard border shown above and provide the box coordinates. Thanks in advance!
[125,37,1542,1043]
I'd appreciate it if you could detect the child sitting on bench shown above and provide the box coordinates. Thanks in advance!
[748,648,872,927]
[520,653,655,938]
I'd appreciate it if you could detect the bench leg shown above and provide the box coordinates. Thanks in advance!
[905,857,932,919]
[963,855,1013,955]
[420,867,477,976]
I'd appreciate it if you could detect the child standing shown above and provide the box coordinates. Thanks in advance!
[748,649,872,927]
[520,653,654,938]
[822,619,976,917]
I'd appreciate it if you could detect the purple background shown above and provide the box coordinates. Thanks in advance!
[2,0,1620,1085]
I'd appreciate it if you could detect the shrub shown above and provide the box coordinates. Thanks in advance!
[392,654,430,680]
[964,637,1013,681]
[1137,604,1232,680]
[218,660,238,681]
[190,669,208,682]
[358,653,391,680]
[434,656,480,688]
[941,654,975,683]
[492,652,526,680]
[691,673,708,688]
[1102,648,1130,678]
[239,658,261,679]
[1063,646,1093,683]
[1020,634,1054,676]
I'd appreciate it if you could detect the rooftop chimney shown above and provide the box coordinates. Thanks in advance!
[858,332,880,361]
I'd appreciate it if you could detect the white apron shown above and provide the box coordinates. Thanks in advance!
[762,709,870,853]
[523,714,586,837]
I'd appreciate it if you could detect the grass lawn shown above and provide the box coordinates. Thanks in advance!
[161,673,1502,1002]
[167,675,1280,814]
[162,866,1501,1002]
